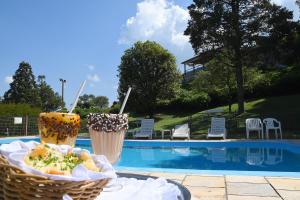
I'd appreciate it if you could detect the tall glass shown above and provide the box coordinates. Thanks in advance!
[87,113,128,191]
[87,113,128,164]
[38,112,80,146]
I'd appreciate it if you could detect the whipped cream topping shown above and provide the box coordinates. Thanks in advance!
[87,113,128,132]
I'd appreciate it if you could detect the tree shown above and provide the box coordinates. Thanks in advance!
[4,61,41,106]
[193,50,236,112]
[37,75,61,112]
[185,0,276,114]
[93,96,109,109]
[77,94,96,109]
[118,41,181,115]
[297,0,300,10]
[77,94,109,109]
[252,4,298,68]
[192,55,265,113]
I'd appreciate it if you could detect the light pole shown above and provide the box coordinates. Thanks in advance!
[59,78,66,108]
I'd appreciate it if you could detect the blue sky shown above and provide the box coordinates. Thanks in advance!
[0,0,299,109]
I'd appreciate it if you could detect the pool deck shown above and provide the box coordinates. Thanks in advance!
[118,170,300,200]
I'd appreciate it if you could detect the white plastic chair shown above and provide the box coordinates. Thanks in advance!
[207,117,226,139]
[133,119,155,139]
[265,148,283,165]
[246,118,264,139]
[246,148,264,166]
[171,123,190,140]
[263,118,282,139]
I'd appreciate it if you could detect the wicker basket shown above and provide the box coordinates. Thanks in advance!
[0,154,109,200]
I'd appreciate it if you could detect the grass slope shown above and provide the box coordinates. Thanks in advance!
[130,94,300,139]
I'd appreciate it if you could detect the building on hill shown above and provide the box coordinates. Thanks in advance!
[182,49,218,83]
[182,55,205,83]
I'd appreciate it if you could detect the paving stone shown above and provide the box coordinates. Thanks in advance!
[226,175,267,184]
[266,177,300,180]
[227,182,278,197]
[186,186,226,200]
[183,176,225,187]
[117,170,150,176]
[277,190,300,200]
[267,178,300,190]
[187,174,224,177]
[228,195,282,200]
[149,172,185,180]
[191,197,224,200]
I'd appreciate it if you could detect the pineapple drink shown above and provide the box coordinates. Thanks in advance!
[38,112,80,146]
[87,113,128,164]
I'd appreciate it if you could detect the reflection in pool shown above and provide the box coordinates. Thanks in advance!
[115,143,299,173]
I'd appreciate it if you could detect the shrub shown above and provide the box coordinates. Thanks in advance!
[109,103,121,114]
[73,107,109,119]
[0,104,41,116]
[157,90,210,112]
[244,66,300,100]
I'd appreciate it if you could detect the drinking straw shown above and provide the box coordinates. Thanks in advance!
[68,80,86,113]
[119,87,132,114]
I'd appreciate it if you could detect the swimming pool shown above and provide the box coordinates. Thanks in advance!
[1,137,300,176]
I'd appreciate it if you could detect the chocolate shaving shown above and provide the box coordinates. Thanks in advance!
[87,113,128,132]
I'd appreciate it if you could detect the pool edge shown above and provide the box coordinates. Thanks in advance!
[116,166,300,177]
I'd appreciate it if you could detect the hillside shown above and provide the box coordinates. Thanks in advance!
[130,94,300,139]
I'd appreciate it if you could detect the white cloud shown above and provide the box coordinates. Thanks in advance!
[4,76,13,84]
[87,74,100,82]
[119,0,194,65]
[271,0,299,20]
[87,65,95,71]
[86,70,99,87]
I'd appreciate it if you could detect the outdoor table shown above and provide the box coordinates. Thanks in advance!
[161,129,172,139]
[117,172,191,200]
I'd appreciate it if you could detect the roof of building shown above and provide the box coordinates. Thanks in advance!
[181,49,221,66]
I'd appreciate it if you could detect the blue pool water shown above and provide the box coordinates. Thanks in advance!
[1,137,300,175]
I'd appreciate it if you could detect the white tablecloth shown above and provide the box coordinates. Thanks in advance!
[63,177,182,200]
[99,177,181,200]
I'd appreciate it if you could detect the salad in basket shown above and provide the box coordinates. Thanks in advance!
[0,141,116,181]
[24,144,100,176]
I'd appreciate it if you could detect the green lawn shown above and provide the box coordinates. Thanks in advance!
[129,94,300,139]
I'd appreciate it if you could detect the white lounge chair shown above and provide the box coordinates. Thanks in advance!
[208,148,227,163]
[171,123,190,140]
[246,118,264,139]
[173,148,190,156]
[207,117,226,139]
[133,119,155,139]
[263,118,282,139]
